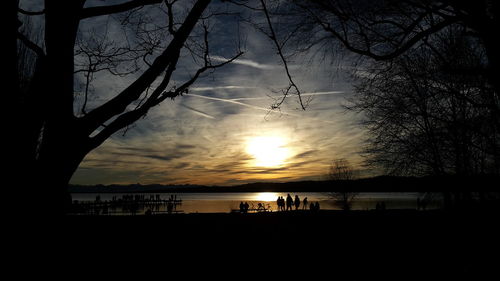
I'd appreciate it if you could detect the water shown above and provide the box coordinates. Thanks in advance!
[71,192,443,214]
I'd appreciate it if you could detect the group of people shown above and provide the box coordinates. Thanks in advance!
[277,194,305,211]
[276,194,320,212]
[237,194,321,213]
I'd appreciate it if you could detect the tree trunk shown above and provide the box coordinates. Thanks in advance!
[22,0,212,215]
[35,128,89,215]
[30,0,86,215]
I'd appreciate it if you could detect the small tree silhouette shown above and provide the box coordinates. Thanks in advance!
[328,159,358,211]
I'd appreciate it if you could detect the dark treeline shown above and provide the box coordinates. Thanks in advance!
[69,175,500,193]
[350,26,500,176]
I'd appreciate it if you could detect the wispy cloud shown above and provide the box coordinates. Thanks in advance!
[180,104,216,119]
[211,56,277,70]
[293,150,319,159]
[301,91,345,96]
[186,93,338,125]
[227,91,345,101]
[190,85,256,92]
[70,12,370,186]
[186,93,273,112]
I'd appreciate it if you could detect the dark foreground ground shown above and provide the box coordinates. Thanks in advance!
[52,210,499,277]
[19,209,498,278]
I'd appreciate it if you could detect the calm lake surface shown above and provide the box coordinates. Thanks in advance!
[71,192,443,214]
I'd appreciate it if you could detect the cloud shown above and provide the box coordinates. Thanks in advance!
[81,158,152,167]
[173,162,191,169]
[211,56,277,70]
[190,86,256,92]
[185,93,339,125]
[293,150,319,159]
[70,9,371,186]
[180,104,216,119]
[142,153,192,162]
[175,144,197,150]
[187,93,272,112]
[301,91,346,97]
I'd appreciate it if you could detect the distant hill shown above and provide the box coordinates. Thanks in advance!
[69,175,500,193]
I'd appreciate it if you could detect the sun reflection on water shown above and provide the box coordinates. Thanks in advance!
[252,192,280,202]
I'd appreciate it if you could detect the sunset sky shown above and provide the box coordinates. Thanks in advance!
[20,0,370,186]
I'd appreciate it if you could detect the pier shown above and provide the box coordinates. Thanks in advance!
[70,194,183,215]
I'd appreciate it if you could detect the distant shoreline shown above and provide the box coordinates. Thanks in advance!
[69,175,500,193]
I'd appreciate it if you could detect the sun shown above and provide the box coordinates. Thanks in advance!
[246,136,290,167]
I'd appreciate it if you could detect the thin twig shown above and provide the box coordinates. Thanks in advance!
[259,0,305,110]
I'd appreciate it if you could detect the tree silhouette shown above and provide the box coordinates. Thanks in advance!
[279,0,498,85]
[264,0,499,175]
[329,158,354,181]
[14,0,242,214]
[349,26,498,176]
[328,158,358,211]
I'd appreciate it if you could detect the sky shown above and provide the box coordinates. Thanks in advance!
[21,0,370,186]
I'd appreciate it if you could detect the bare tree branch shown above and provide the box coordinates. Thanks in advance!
[349,25,498,175]
[89,18,243,148]
[260,0,306,110]
[90,50,243,149]
[17,32,45,57]
[18,8,45,16]
[81,0,211,135]
[298,3,459,61]
[79,0,163,19]
[165,0,177,35]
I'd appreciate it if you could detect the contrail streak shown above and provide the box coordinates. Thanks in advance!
[185,94,337,124]
[180,104,216,119]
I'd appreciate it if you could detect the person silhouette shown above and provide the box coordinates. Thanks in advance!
[314,201,320,211]
[239,201,245,213]
[276,196,282,211]
[303,197,308,210]
[286,194,293,211]
[294,195,300,210]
